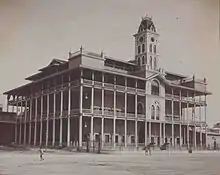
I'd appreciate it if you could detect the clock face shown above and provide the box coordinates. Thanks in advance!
[139,37,144,43]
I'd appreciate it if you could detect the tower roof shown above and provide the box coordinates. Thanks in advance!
[138,14,156,33]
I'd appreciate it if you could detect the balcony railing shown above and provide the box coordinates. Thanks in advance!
[127,87,136,93]
[94,81,102,87]
[83,79,93,86]
[127,113,135,118]
[82,109,91,114]
[115,85,125,91]
[116,111,125,118]
[104,110,114,117]
[93,109,102,115]
[137,114,145,119]
[104,83,114,89]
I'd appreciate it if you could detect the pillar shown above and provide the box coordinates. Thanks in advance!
[19,100,22,145]
[7,95,9,112]
[113,88,116,147]
[186,92,189,148]
[15,97,18,144]
[149,122,151,143]
[205,95,207,148]
[171,89,174,146]
[79,76,83,148]
[124,78,127,147]
[135,80,138,147]
[144,83,148,146]
[28,98,32,145]
[67,79,71,147]
[101,117,104,147]
[90,73,94,145]
[40,95,43,146]
[52,92,56,146]
[59,89,63,146]
[23,99,27,145]
[101,73,104,147]
[163,122,166,144]
[159,122,162,145]
[34,97,37,146]
[193,93,196,149]
[179,90,182,146]
[199,97,202,148]
[46,93,49,148]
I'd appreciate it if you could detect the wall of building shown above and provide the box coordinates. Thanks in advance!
[0,123,14,145]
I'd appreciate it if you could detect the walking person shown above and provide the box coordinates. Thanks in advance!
[144,146,148,155]
[39,146,44,161]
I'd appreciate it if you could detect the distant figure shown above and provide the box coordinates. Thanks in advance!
[39,146,44,161]
[144,146,148,155]
[144,145,151,156]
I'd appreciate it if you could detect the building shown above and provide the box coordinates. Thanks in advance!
[3,15,211,149]
[0,104,16,145]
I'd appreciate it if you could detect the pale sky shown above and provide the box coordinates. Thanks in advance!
[0,0,219,125]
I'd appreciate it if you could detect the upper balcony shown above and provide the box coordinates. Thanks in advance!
[165,114,206,125]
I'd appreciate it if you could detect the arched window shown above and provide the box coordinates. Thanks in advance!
[137,102,144,114]
[151,105,155,120]
[154,58,157,70]
[142,44,145,53]
[151,80,159,95]
[149,44,152,53]
[138,46,141,54]
[156,106,160,120]
[137,58,140,65]
[150,56,152,69]
[142,56,145,65]
[154,45,156,53]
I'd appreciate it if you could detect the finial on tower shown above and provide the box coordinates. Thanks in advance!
[101,50,104,58]
[80,45,84,53]
[68,47,72,58]
[142,13,152,21]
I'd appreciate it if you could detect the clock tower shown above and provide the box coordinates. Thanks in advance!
[134,15,159,72]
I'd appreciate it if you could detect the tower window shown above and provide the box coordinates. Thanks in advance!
[142,56,145,65]
[151,80,159,95]
[142,44,145,53]
[150,44,152,53]
[150,56,152,69]
[137,58,140,65]
[154,58,157,70]
[154,45,156,53]
[151,105,155,120]
[138,46,141,54]
[156,106,160,120]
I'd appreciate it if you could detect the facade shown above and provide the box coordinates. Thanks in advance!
[4,15,211,149]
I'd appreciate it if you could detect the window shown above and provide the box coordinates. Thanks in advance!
[115,135,119,143]
[154,58,157,70]
[105,135,110,143]
[156,106,160,120]
[154,45,156,53]
[138,46,141,54]
[142,44,145,53]
[131,135,135,143]
[137,102,144,114]
[142,56,145,65]
[137,58,140,65]
[149,44,152,53]
[151,80,159,95]
[151,105,155,120]
[150,56,152,69]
